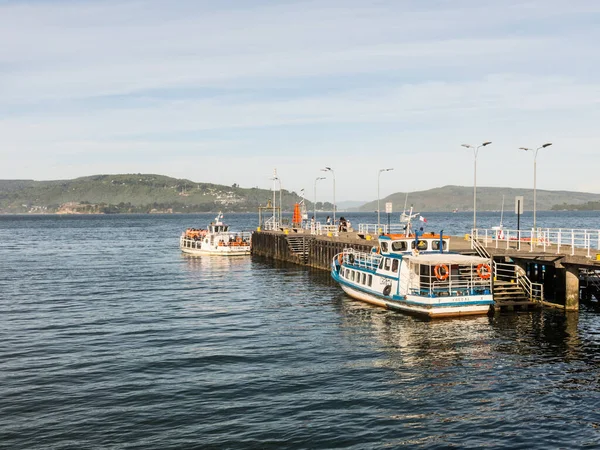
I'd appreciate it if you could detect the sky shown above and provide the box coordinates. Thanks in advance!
[1,0,599,201]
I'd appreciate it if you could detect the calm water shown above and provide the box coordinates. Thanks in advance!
[1,211,600,449]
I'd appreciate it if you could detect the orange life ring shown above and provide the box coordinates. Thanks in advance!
[337,253,344,265]
[434,264,449,281]
[477,263,492,279]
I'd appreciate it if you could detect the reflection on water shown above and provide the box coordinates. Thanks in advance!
[181,253,251,273]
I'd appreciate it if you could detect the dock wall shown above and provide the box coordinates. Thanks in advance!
[251,231,374,271]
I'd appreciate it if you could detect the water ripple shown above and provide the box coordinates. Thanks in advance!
[1,213,600,449]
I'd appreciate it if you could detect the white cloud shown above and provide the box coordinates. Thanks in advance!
[1,0,599,198]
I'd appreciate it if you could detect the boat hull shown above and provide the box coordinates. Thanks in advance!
[180,236,251,256]
[180,246,251,256]
[339,283,491,318]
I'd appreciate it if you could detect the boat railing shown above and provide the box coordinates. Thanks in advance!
[180,231,252,248]
[407,262,492,298]
[341,247,382,269]
[409,278,490,298]
[473,227,600,258]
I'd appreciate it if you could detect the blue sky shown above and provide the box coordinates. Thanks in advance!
[1,0,599,200]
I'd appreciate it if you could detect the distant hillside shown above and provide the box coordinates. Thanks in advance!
[0,174,332,214]
[552,201,600,211]
[336,200,369,211]
[3,176,597,214]
[358,185,600,213]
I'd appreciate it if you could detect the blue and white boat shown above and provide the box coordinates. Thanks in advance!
[331,225,494,318]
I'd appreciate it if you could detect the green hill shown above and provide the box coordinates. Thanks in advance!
[358,185,600,212]
[2,176,597,214]
[0,174,330,214]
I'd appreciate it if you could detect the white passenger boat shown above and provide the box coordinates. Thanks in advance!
[180,213,252,256]
[331,226,494,318]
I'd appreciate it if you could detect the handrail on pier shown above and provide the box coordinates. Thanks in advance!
[472,227,600,258]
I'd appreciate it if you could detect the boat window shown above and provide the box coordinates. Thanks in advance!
[384,258,391,271]
[411,240,428,250]
[391,241,408,251]
[340,268,345,277]
[351,271,355,281]
[380,242,389,252]
[379,258,384,269]
[362,273,366,285]
[432,240,448,250]
[392,259,399,272]
[368,275,372,287]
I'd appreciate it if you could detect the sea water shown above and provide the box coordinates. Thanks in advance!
[1,212,599,449]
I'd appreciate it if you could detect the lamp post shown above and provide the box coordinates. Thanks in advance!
[322,167,336,224]
[461,141,492,229]
[519,143,552,230]
[271,170,283,225]
[276,177,282,224]
[270,170,278,225]
[377,168,394,231]
[314,176,326,224]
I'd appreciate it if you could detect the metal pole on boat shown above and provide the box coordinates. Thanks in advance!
[461,141,491,230]
[377,168,393,233]
[519,143,551,231]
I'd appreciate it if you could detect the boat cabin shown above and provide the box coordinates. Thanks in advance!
[209,223,230,234]
[378,233,449,255]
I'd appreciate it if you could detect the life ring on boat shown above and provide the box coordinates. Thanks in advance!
[477,263,492,279]
[434,264,449,281]
[383,285,392,296]
[337,253,344,265]
[348,254,355,265]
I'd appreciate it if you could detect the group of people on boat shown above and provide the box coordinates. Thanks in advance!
[185,228,208,240]
[217,235,250,247]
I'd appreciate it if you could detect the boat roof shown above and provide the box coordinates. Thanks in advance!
[404,253,489,265]
[381,233,450,240]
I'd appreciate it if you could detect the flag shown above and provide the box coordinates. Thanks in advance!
[419,216,427,223]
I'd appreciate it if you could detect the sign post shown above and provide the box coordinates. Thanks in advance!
[385,202,393,233]
[515,196,524,250]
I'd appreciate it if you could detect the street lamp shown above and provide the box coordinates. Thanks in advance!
[519,143,552,230]
[270,170,282,225]
[322,167,336,224]
[314,176,326,224]
[461,141,492,229]
[377,168,394,231]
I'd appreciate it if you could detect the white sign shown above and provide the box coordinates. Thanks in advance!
[515,196,524,214]
[385,202,393,214]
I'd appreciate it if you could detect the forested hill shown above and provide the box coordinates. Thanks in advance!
[358,185,600,213]
[552,201,600,211]
[2,175,598,214]
[0,174,319,214]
